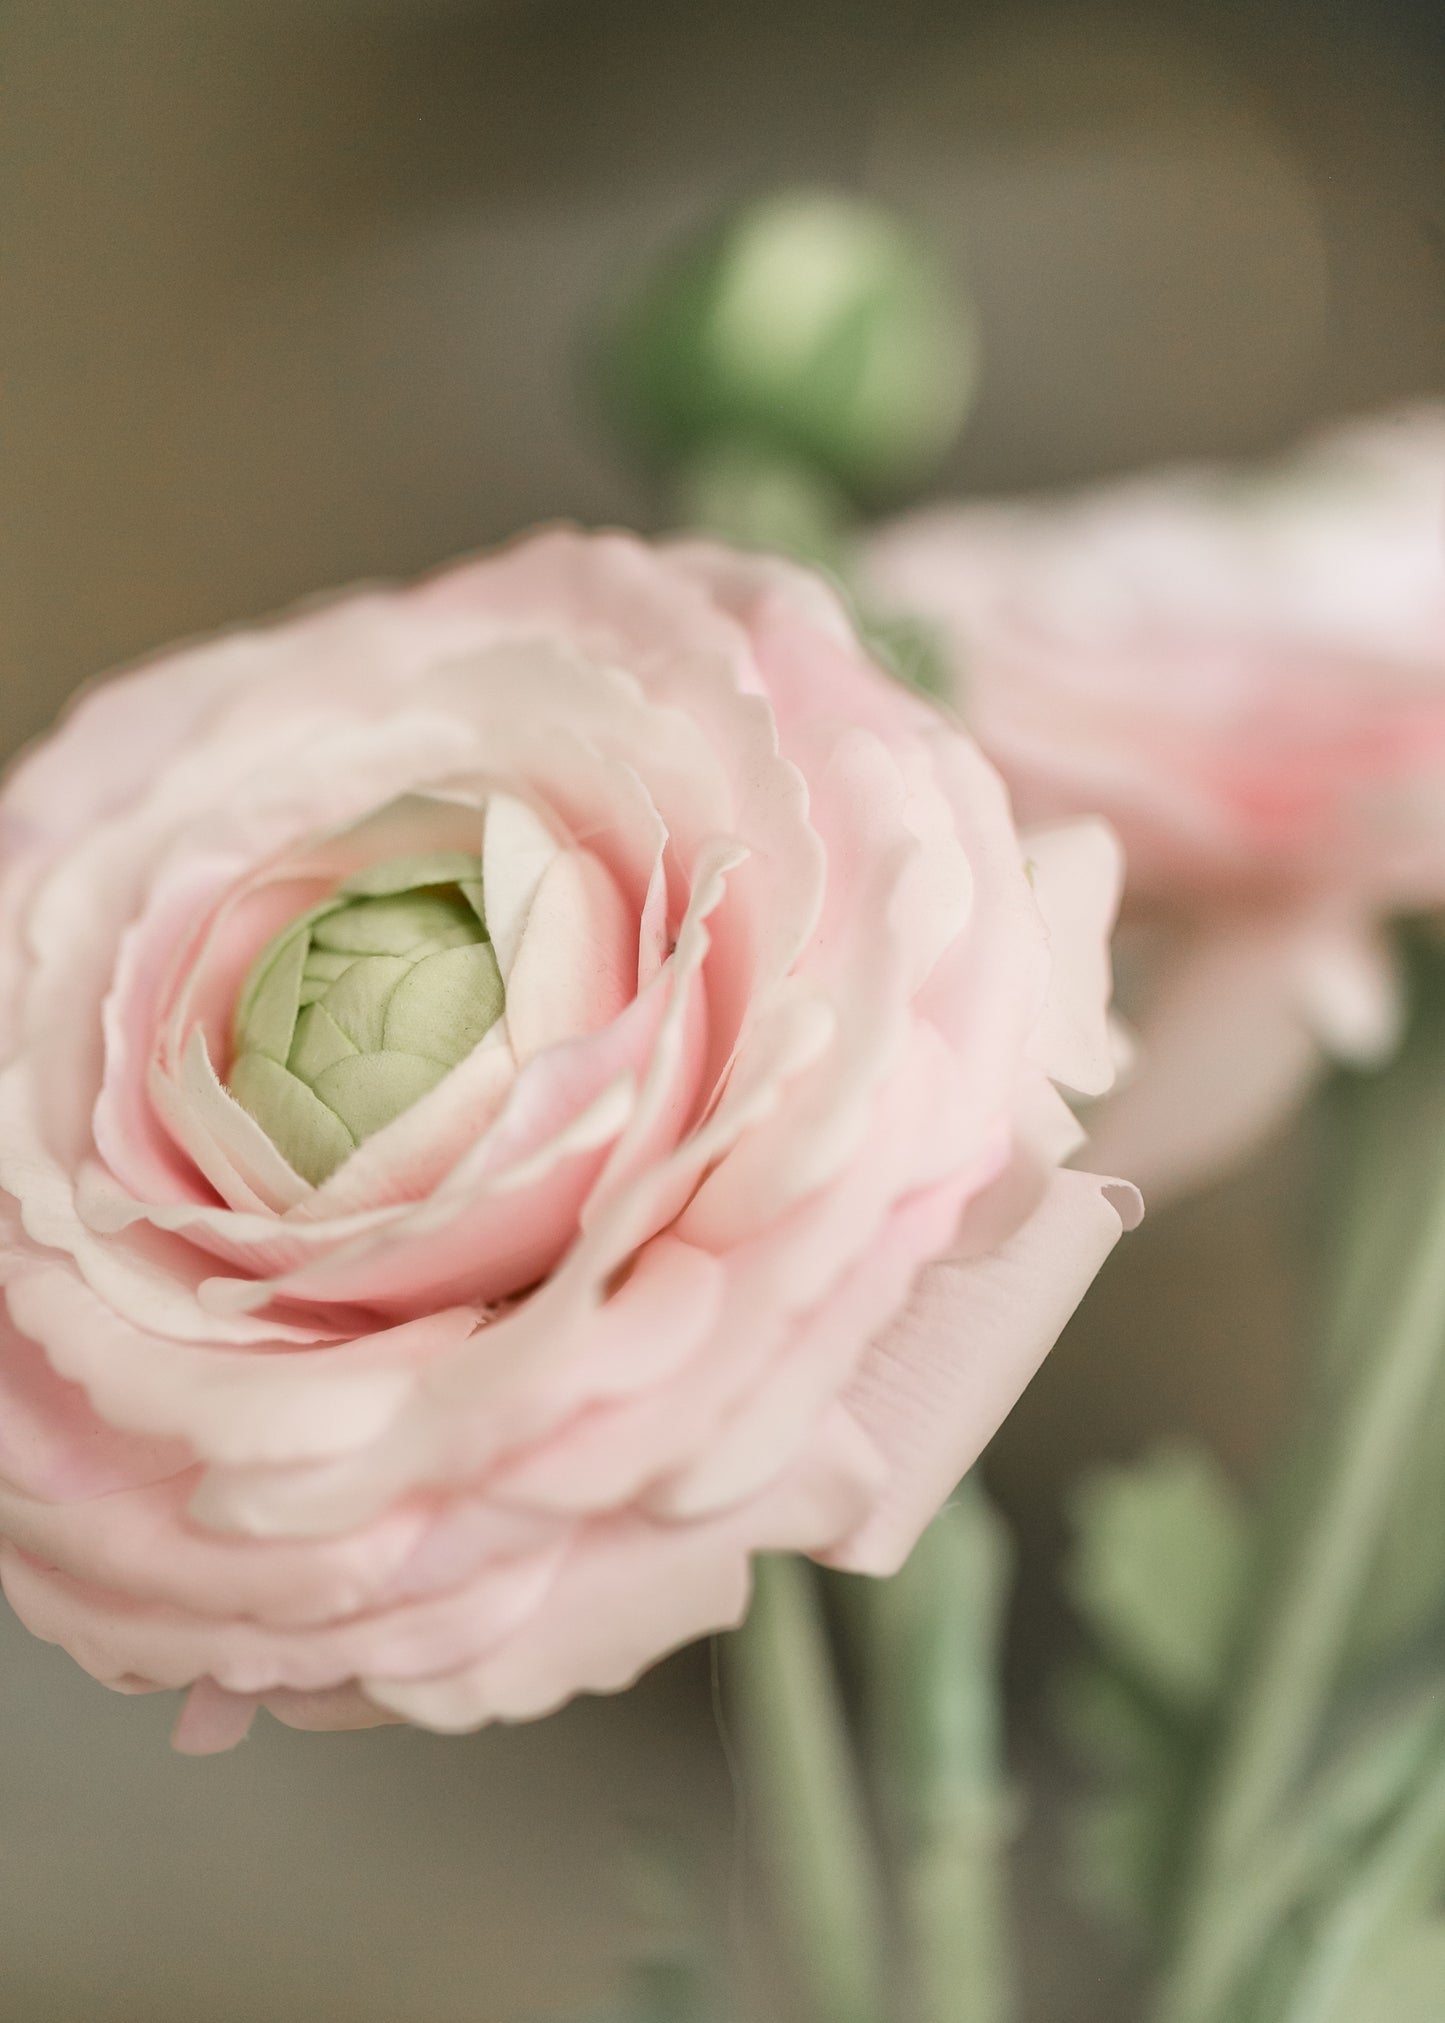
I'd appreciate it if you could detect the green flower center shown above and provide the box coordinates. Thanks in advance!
[228,851,505,1186]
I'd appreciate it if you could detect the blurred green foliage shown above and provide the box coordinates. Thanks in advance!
[1064,932,1445,2023]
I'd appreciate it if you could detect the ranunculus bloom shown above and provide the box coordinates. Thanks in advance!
[864,409,1445,1197]
[0,531,1135,1753]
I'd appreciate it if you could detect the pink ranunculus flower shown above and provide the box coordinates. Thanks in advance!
[864,409,1445,1199]
[0,530,1136,1754]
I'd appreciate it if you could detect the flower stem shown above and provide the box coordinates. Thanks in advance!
[854,1482,1017,2023]
[1277,1738,1445,2023]
[1158,960,1445,2023]
[1155,1681,1445,2023]
[676,448,851,572]
[726,1554,889,2023]
[1197,1169,1445,1852]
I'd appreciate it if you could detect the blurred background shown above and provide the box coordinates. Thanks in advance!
[2,2,1442,2017]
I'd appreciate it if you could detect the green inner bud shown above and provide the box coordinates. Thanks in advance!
[228,851,504,1187]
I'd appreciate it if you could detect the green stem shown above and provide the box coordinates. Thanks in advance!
[676,446,851,572]
[1158,986,1445,2023]
[1278,1739,1445,2023]
[1156,1685,1445,2023]
[726,1554,889,2023]
[1159,1210,1445,2020]
[851,1484,1016,2023]
[1205,1174,1445,1836]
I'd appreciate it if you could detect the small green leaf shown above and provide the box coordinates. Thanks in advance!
[1068,1445,1253,1719]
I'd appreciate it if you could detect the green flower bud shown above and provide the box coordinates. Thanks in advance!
[596,189,978,501]
[229,851,504,1186]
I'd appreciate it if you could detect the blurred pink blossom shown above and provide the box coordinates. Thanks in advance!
[865,410,1445,1197]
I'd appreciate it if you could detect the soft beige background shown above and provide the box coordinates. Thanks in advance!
[2,2,1441,2017]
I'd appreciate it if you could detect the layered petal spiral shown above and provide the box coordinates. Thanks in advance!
[0,530,1134,1750]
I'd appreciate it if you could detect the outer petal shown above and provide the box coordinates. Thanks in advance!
[0,1534,570,1698]
[828,1167,1141,1576]
[172,1680,262,1756]
[862,412,1445,916]
[1024,819,1125,1097]
[0,1309,190,1503]
[1082,911,1400,1203]
[367,1404,883,1731]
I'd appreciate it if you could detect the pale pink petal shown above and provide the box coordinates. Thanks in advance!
[482,791,563,979]
[367,1407,882,1731]
[419,536,828,1000]
[0,1473,429,1625]
[189,1238,730,1540]
[1080,913,1396,1203]
[0,1313,191,1502]
[1,1535,568,1697]
[512,1037,1005,1523]
[652,1174,973,1520]
[172,1679,259,1755]
[504,848,636,1064]
[863,411,1445,921]
[1024,820,1125,1097]
[2,1263,470,1464]
[829,1167,1140,1576]
[261,1684,401,1735]
[0,1065,335,1345]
